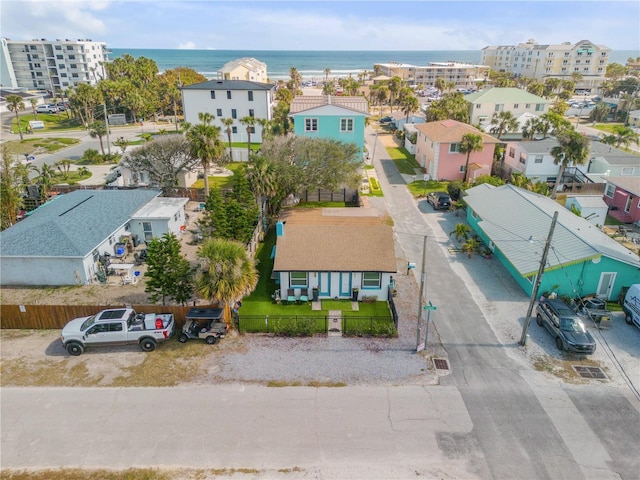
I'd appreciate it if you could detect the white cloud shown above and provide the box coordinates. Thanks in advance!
[177,41,197,49]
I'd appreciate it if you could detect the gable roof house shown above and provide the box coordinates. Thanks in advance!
[289,95,369,154]
[586,141,640,177]
[218,57,267,83]
[464,184,640,300]
[414,120,499,181]
[464,87,551,133]
[272,209,396,301]
[182,80,276,159]
[603,176,640,225]
[0,190,188,286]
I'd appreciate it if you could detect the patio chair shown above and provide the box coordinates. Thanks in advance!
[299,288,309,304]
[286,289,296,304]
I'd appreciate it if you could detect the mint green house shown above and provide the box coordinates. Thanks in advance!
[289,95,369,154]
[464,184,640,300]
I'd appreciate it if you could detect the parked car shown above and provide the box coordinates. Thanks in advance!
[56,102,67,111]
[36,105,57,114]
[535,299,596,354]
[427,191,451,210]
[379,116,392,123]
[623,284,640,330]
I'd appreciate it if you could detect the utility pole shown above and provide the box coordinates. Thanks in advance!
[520,211,559,346]
[103,104,111,156]
[416,235,428,351]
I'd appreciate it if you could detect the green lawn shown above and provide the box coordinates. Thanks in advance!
[593,123,625,134]
[407,180,450,198]
[189,162,245,189]
[385,147,422,174]
[3,137,81,157]
[605,214,624,226]
[11,113,83,133]
[230,142,261,150]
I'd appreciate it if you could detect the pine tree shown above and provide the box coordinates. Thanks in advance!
[145,233,194,305]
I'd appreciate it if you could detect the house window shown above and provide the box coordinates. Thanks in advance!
[621,167,634,175]
[290,272,307,287]
[125,222,130,232]
[232,126,237,134]
[534,155,543,163]
[513,104,519,109]
[248,91,253,101]
[210,91,216,99]
[226,90,232,99]
[459,165,466,173]
[495,104,504,112]
[519,154,526,164]
[476,104,481,109]
[535,104,544,111]
[249,109,254,118]
[470,210,479,220]
[508,147,515,158]
[305,118,318,132]
[250,127,255,134]
[231,109,237,119]
[340,118,354,132]
[604,184,615,198]
[362,272,381,289]
[449,143,461,153]
[216,108,222,116]
[624,196,632,213]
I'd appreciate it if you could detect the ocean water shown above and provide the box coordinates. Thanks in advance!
[110,48,638,81]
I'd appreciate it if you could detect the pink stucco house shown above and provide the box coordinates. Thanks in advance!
[603,176,640,225]
[414,120,499,181]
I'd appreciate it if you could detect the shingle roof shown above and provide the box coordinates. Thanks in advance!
[465,87,550,105]
[589,142,640,166]
[415,120,499,144]
[273,224,396,273]
[0,189,160,258]
[464,184,640,276]
[605,176,640,196]
[182,80,275,90]
[517,138,559,154]
[219,57,266,73]
[289,95,369,115]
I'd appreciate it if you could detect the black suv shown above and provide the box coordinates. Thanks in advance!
[427,191,451,210]
[535,299,596,354]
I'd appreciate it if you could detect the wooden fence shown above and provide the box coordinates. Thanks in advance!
[0,304,219,330]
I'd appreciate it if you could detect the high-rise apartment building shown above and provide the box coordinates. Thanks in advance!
[373,62,490,89]
[0,37,109,92]
[481,39,611,90]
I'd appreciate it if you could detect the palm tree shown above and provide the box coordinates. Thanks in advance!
[401,94,420,122]
[610,125,639,149]
[388,76,402,113]
[220,117,234,161]
[30,99,38,120]
[196,238,259,324]
[54,159,73,179]
[461,237,481,258]
[186,113,225,197]
[434,78,447,95]
[450,223,471,243]
[324,68,331,86]
[489,111,518,139]
[6,95,25,140]
[88,121,108,155]
[240,116,256,160]
[459,133,484,182]
[322,82,336,96]
[550,129,590,199]
[246,155,277,230]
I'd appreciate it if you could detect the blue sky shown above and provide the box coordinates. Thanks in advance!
[1,1,639,50]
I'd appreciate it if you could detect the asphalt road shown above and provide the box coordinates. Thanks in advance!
[1,125,639,479]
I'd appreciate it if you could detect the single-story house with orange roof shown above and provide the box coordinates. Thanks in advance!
[414,120,499,182]
[272,211,396,301]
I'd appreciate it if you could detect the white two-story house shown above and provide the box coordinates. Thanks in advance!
[502,138,563,182]
[182,79,276,147]
[464,87,551,133]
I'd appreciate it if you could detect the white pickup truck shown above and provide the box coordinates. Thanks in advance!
[60,308,175,356]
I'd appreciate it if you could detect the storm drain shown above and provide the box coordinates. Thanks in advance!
[433,358,450,371]
[572,365,607,380]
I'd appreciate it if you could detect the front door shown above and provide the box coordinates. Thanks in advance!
[596,272,616,299]
[339,272,351,297]
[318,272,330,296]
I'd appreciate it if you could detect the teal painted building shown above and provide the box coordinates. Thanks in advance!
[289,95,369,154]
[464,184,640,300]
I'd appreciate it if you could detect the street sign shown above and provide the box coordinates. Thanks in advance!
[423,301,437,311]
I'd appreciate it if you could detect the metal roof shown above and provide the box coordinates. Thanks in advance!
[415,120,499,144]
[465,87,550,105]
[132,197,188,219]
[289,95,369,115]
[464,184,640,276]
[0,189,160,258]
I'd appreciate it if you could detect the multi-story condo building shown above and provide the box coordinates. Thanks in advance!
[217,57,268,83]
[1,38,109,92]
[373,62,490,88]
[481,39,611,90]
